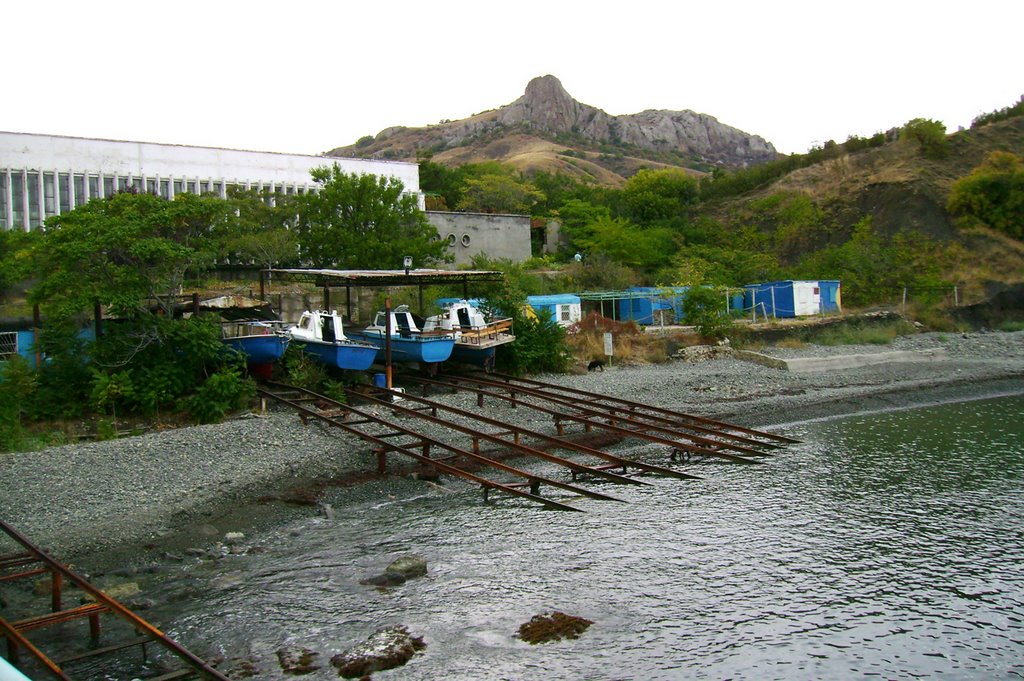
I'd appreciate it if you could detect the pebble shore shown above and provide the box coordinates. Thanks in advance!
[2,330,1021,565]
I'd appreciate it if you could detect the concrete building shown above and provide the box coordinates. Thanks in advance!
[0,131,422,231]
[426,211,532,267]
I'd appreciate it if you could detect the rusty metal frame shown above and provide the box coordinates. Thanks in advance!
[257,384,617,511]
[484,371,800,444]
[0,520,228,680]
[407,375,769,465]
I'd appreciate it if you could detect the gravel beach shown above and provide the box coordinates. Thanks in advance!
[2,330,1022,567]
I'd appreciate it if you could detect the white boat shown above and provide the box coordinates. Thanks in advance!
[353,305,456,364]
[422,299,515,369]
[286,310,379,370]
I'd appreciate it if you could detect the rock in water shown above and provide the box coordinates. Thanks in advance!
[358,572,407,587]
[385,555,427,579]
[518,611,594,644]
[330,625,426,678]
[276,646,319,675]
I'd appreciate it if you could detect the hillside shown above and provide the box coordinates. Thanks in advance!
[709,115,1024,302]
[329,75,777,183]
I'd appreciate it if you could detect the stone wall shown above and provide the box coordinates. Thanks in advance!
[426,211,531,267]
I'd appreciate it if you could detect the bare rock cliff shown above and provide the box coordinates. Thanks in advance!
[330,75,776,169]
[496,75,775,166]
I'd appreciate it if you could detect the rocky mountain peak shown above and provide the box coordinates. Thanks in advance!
[330,75,778,172]
[496,75,774,166]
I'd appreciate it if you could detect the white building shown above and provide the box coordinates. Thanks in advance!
[0,131,423,231]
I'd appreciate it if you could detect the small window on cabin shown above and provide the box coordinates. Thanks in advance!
[0,332,17,359]
[813,287,820,295]
[559,305,572,322]
[299,314,311,330]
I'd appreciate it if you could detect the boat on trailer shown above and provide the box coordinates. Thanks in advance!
[354,305,456,364]
[221,320,290,365]
[286,309,379,370]
[422,299,515,370]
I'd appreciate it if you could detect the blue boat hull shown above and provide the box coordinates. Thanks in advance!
[450,343,497,368]
[295,339,379,371]
[356,333,455,363]
[223,335,289,365]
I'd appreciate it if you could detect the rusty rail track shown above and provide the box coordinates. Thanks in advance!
[257,379,705,512]
[0,520,228,681]
[406,373,788,465]
[259,384,616,511]
[481,371,799,446]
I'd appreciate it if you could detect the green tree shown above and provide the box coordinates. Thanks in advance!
[217,188,300,269]
[31,192,235,317]
[618,168,700,224]
[576,216,677,271]
[0,230,39,302]
[795,217,953,306]
[293,164,449,268]
[947,151,1024,239]
[901,118,948,159]
[456,173,544,214]
[681,286,734,340]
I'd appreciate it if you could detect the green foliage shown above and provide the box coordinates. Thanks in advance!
[86,316,250,420]
[220,187,299,268]
[662,245,780,287]
[575,216,677,271]
[561,252,638,291]
[751,193,834,262]
[89,370,134,418]
[32,192,236,317]
[0,230,38,301]
[293,164,449,268]
[680,286,734,340]
[456,173,544,214]
[947,151,1024,239]
[618,168,699,224]
[901,118,948,159]
[465,255,556,296]
[418,158,465,211]
[29,323,93,420]
[971,99,1024,128]
[462,260,571,375]
[181,367,253,424]
[496,313,572,375]
[809,320,916,346]
[794,217,954,306]
[0,355,37,450]
[281,344,329,390]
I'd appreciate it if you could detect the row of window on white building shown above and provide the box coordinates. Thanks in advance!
[0,168,319,231]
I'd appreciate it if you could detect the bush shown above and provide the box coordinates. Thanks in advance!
[681,287,734,340]
[496,314,572,375]
[182,368,254,424]
[901,118,948,159]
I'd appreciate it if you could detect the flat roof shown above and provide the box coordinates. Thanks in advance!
[266,268,506,287]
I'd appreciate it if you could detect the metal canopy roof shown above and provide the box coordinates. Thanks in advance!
[265,268,506,288]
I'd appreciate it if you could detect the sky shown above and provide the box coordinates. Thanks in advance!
[6,0,1021,157]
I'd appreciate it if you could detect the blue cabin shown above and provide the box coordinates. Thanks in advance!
[0,325,96,369]
[527,294,582,327]
[617,287,689,325]
[744,280,826,318]
[818,280,842,313]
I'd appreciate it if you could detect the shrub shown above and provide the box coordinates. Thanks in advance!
[182,368,254,424]
[681,287,734,340]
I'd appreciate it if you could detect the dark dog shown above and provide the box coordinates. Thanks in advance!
[587,359,605,372]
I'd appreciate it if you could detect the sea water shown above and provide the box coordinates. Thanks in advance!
[47,394,1024,679]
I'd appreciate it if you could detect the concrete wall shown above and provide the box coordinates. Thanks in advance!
[1,131,423,230]
[426,211,531,268]
[0,131,420,191]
